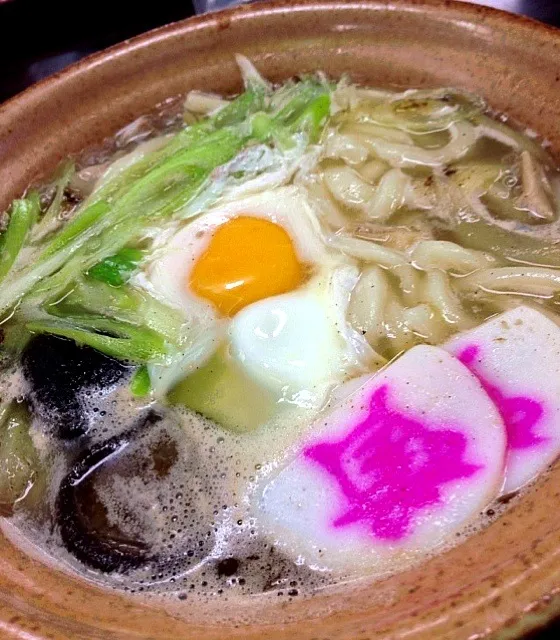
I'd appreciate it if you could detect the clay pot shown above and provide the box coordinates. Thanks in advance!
[0,1,559,637]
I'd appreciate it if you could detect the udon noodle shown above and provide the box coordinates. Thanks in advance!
[296,82,560,361]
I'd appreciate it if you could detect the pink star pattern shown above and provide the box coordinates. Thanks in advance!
[458,344,547,450]
[304,385,482,542]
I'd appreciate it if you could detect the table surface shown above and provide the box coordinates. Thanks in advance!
[0,0,559,638]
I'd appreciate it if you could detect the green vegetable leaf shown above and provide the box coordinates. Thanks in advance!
[290,94,331,143]
[52,278,188,347]
[0,192,40,284]
[0,75,335,373]
[251,80,331,148]
[41,199,111,259]
[0,401,43,517]
[212,88,265,129]
[130,366,151,397]
[30,160,75,243]
[89,89,264,208]
[88,248,144,287]
[26,316,167,363]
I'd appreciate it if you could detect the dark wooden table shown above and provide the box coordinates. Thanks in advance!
[0,0,559,637]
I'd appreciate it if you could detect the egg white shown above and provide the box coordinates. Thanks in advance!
[136,185,376,415]
[143,185,334,324]
[229,264,377,410]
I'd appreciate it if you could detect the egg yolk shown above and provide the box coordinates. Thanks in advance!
[189,216,305,316]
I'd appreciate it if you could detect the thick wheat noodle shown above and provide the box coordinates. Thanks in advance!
[354,86,398,102]
[323,132,370,165]
[392,264,423,305]
[423,269,469,326]
[358,159,390,183]
[350,87,484,134]
[348,265,389,348]
[474,114,551,163]
[411,240,495,274]
[331,85,396,111]
[465,291,534,315]
[361,121,478,168]
[301,178,348,229]
[457,266,560,297]
[184,91,229,115]
[322,165,375,210]
[365,169,409,221]
[322,163,415,223]
[344,122,415,145]
[328,235,406,268]
[402,303,449,343]
[383,298,416,353]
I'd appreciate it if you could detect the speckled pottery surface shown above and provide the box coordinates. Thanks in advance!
[0,1,559,638]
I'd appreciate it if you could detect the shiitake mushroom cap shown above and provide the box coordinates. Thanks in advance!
[56,410,162,573]
[22,335,130,440]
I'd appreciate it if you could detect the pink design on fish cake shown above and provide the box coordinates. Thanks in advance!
[303,385,482,542]
[458,344,547,450]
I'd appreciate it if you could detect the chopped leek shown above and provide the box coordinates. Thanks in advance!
[88,248,144,287]
[26,316,167,363]
[0,402,43,516]
[0,75,333,369]
[130,366,151,397]
[30,160,75,243]
[0,193,40,283]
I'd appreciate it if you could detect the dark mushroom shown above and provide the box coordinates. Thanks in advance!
[22,335,129,440]
[56,410,161,573]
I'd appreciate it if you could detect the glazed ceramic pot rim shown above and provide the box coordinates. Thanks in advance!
[1,1,560,639]
[3,0,560,117]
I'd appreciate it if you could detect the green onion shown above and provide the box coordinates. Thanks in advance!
[0,401,43,517]
[88,248,144,287]
[0,192,40,283]
[89,89,264,207]
[290,94,331,142]
[26,317,167,363]
[0,77,335,370]
[30,160,75,243]
[51,278,187,347]
[41,199,110,258]
[130,366,151,397]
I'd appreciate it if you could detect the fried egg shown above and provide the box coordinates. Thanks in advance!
[140,186,376,431]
